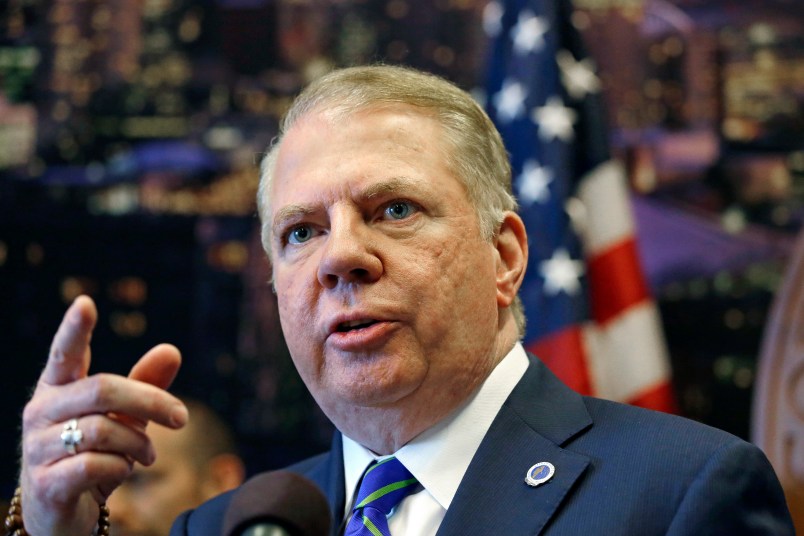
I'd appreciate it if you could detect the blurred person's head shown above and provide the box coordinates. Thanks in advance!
[107,398,245,536]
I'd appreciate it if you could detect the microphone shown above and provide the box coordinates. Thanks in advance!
[223,470,332,536]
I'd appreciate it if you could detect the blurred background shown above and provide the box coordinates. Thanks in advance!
[0,0,802,508]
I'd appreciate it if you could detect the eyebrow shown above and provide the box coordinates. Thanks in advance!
[271,176,421,232]
[272,204,317,233]
[360,176,418,200]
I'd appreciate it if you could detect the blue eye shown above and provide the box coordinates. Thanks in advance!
[385,201,414,220]
[288,225,314,244]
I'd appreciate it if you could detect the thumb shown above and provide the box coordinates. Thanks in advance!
[40,295,97,386]
[120,344,184,430]
[128,344,182,390]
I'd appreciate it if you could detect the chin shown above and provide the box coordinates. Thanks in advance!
[316,375,417,417]
[345,381,413,407]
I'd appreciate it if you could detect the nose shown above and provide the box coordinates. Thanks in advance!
[317,215,382,288]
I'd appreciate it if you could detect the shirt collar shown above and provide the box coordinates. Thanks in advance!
[342,342,529,512]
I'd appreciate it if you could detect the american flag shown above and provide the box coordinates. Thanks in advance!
[483,0,677,411]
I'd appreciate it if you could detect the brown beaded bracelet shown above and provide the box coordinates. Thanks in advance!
[5,487,110,536]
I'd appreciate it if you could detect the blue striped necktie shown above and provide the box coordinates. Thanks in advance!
[345,457,419,536]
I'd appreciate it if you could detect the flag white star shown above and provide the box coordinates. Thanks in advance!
[517,160,553,205]
[493,79,527,123]
[556,49,601,100]
[539,248,585,295]
[532,96,577,141]
[511,10,549,55]
[483,1,504,38]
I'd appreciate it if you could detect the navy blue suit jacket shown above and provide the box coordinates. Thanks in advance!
[170,354,793,535]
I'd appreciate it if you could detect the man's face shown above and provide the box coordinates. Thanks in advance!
[268,105,505,450]
[107,425,208,536]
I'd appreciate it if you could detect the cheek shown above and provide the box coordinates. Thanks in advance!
[278,297,310,354]
[421,240,498,335]
[423,238,495,300]
[276,269,310,327]
[277,282,321,377]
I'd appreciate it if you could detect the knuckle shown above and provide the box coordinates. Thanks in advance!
[21,405,50,444]
[79,417,98,446]
[87,375,114,408]
[88,418,111,450]
[21,435,38,461]
[21,392,49,429]
[28,468,50,494]
[73,455,90,478]
[21,400,39,429]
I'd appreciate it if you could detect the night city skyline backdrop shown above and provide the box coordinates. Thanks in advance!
[0,0,801,499]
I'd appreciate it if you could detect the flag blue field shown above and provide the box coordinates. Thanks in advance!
[484,0,676,411]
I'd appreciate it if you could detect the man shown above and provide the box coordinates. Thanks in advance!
[106,398,245,536]
[15,65,793,535]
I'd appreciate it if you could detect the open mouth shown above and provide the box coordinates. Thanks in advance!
[336,319,378,332]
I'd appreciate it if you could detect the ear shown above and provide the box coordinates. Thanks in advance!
[201,453,247,500]
[494,211,528,309]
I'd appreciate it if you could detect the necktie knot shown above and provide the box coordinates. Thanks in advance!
[345,457,418,536]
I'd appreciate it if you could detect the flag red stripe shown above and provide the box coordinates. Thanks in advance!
[587,237,651,325]
[527,326,593,396]
[625,381,678,414]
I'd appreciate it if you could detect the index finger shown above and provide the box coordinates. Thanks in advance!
[40,296,97,387]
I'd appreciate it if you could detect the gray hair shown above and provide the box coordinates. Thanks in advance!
[257,64,525,335]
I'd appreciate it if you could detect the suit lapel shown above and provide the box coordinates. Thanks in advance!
[437,354,593,536]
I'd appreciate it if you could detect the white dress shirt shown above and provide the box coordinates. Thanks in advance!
[341,342,529,535]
